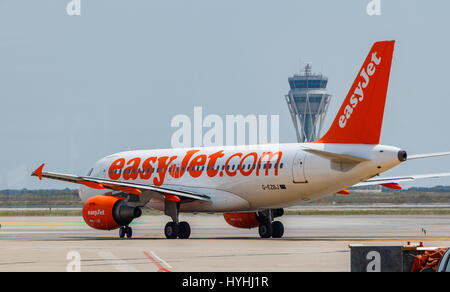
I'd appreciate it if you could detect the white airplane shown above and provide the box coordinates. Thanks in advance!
[32,40,450,239]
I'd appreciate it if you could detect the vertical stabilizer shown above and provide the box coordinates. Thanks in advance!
[316,41,395,144]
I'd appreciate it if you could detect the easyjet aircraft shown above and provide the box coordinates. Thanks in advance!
[32,41,450,239]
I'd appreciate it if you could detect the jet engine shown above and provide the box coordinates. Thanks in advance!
[223,212,260,229]
[82,195,142,230]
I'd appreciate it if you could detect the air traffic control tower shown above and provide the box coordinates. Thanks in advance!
[285,64,331,142]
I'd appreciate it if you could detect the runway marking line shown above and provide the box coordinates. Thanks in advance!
[0,221,151,228]
[148,250,172,269]
[0,221,85,227]
[356,237,450,243]
[97,251,138,272]
[93,235,450,242]
[143,251,171,272]
[97,234,166,239]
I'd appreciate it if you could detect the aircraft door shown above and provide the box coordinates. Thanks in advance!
[292,150,307,183]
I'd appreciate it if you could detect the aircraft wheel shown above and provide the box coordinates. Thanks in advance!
[165,222,179,239]
[178,221,191,239]
[272,221,284,238]
[119,226,126,238]
[258,222,273,238]
[125,226,133,238]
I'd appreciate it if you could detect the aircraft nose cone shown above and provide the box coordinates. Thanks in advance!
[398,150,407,162]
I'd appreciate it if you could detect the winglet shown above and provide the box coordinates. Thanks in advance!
[32,163,45,180]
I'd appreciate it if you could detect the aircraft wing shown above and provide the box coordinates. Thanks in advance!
[31,163,211,202]
[354,173,450,188]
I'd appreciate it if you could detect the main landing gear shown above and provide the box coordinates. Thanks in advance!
[164,200,191,239]
[164,221,191,239]
[257,209,284,238]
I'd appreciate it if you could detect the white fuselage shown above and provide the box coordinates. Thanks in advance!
[79,143,403,212]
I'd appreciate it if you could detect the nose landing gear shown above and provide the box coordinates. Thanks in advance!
[119,226,133,238]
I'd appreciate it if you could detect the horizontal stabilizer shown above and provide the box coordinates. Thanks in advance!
[354,172,450,188]
[408,151,450,160]
[303,148,369,164]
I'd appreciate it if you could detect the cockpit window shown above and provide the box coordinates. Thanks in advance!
[87,168,93,176]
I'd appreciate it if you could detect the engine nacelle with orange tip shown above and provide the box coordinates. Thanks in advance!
[223,212,260,229]
[82,195,142,230]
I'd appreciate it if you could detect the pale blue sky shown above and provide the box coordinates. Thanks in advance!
[1,0,450,189]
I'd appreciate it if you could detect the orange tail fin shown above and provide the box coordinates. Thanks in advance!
[316,40,395,144]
